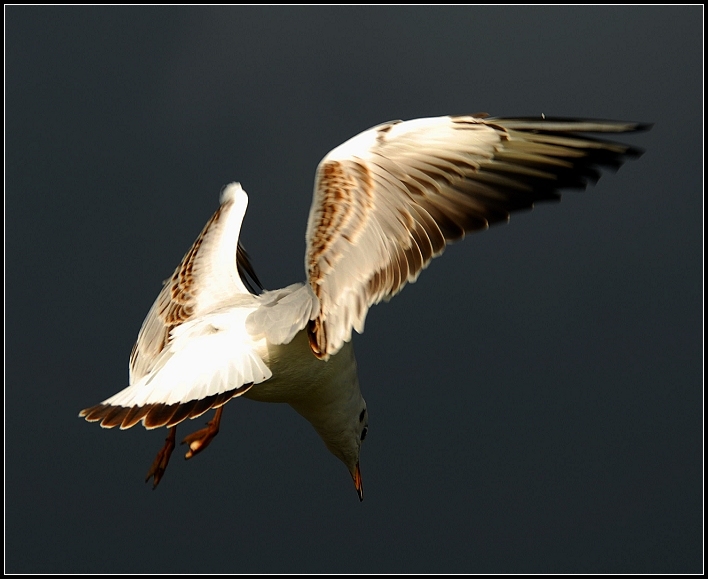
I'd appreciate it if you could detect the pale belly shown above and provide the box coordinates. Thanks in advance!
[242,330,358,405]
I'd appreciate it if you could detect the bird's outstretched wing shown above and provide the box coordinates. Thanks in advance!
[80,183,270,430]
[305,115,649,359]
[129,183,261,383]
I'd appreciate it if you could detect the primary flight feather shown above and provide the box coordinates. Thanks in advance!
[80,114,650,499]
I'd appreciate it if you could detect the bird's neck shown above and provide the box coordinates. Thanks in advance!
[288,339,362,439]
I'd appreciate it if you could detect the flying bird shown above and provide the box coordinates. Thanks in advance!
[79,114,650,500]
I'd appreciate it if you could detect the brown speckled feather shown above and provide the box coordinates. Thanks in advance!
[305,115,649,359]
[129,192,261,385]
[81,184,270,432]
[79,382,254,430]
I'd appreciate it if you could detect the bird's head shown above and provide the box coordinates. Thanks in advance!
[287,339,368,501]
[294,392,368,502]
[321,403,367,501]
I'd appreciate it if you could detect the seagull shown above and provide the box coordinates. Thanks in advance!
[79,114,649,500]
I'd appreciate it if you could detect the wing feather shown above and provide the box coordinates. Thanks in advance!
[81,308,271,430]
[129,183,256,383]
[80,183,269,430]
[305,115,649,359]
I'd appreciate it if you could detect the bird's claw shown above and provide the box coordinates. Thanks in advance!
[181,408,222,460]
[145,427,176,489]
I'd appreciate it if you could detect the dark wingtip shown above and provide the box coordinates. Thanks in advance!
[237,243,264,294]
[490,116,654,135]
[631,121,654,133]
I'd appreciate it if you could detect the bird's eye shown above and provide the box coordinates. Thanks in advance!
[360,426,368,441]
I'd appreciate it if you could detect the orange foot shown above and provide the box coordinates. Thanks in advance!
[145,427,176,489]
[181,406,224,459]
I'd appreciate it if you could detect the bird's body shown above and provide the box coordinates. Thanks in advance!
[80,114,649,499]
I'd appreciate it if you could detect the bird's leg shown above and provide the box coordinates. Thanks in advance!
[181,406,224,459]
[145,426,176,489]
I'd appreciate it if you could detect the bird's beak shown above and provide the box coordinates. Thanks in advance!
[353,462,363,501]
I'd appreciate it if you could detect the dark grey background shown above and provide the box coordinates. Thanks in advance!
[6,6,702,573]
